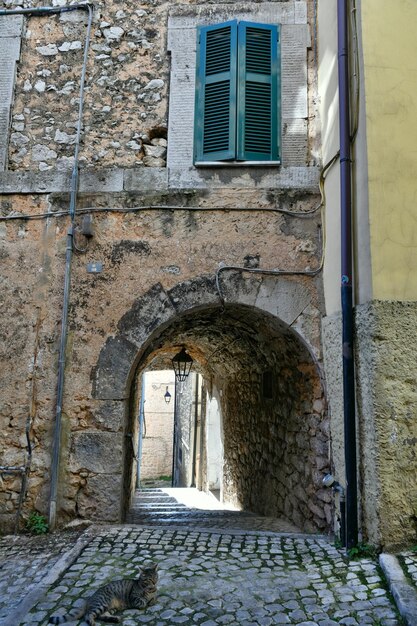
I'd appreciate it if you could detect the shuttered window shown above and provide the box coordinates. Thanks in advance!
[194,20,280,164]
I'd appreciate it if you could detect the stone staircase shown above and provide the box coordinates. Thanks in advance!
[126,488,301,533]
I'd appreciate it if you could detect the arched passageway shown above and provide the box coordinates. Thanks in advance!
[127,304,329,533]
[93,276,330,533]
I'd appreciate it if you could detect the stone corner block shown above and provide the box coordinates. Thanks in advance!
[123,167,168,193]
[71,431,123,474]
[117,283,176,347]
[78,473,122,522]
[255,276,311,326]
[93,400,126,432]
[79,168,124,193]
[0,170,71,194]
[93,335,138,400]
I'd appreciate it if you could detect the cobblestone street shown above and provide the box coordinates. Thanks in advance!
[0,522,411,626]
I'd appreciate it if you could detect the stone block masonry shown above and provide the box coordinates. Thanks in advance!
[0,0,325,533]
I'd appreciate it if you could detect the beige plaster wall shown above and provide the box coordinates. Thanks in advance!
[318,0,372,315]
[361,0,417,301]
[140,370,175,481]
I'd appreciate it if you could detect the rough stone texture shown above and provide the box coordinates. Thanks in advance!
[222,345,329,533]
[355,301,417,550]
[0,0,324,533]
[0,525,401,626]
[322,302,417,549]
[76,474,122,521]
[71,432,123,474]
[321,312,345,482]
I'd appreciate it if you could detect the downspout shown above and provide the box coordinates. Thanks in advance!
[0,3,95,529]
[49,224,74,529]
[337,0,358,549]
[50,3,94,530]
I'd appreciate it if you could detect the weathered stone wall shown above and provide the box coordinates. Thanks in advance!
[0,0,325,532]
[322,302,417,549]
[355,301,417,550]
[220,344,330,533]
[8,0,168,170]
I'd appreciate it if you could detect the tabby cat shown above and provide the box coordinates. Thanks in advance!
[48,563,158,625]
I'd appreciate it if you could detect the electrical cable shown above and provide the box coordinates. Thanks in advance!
[214,150,339,307]
[0,202,323,222]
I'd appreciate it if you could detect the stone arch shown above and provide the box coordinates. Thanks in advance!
[89,273,329,531]
[92,273,323,401]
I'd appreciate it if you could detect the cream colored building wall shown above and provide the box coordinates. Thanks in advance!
[317,0,340,317]
[320,0,417,308]
[318,0,372,316]
[361,0,417,301]
[141,371,175,480]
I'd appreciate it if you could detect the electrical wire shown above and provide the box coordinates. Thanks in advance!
[0,202,323,222]
[214,150,339,307]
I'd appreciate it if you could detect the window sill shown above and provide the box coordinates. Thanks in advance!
[194,161,281,167]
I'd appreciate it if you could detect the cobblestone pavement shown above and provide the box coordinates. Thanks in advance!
[0,530,84,623]
[0,524,406,626]
[399,551,417,587]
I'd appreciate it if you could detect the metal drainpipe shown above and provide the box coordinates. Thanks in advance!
[49,224,74,528]
[0,3,95,529]
[337,0,358,549]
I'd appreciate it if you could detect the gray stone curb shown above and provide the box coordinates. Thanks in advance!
[0,529,94,626]
[380,553,417,626]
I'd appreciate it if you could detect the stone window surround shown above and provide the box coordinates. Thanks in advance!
[0,14,23,172]
[167,1,311,187]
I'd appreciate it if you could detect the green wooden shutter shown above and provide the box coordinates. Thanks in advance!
[194,21,238,162]
[237,22,280,161]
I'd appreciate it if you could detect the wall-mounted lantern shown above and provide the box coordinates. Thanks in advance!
[164,386,172,404]
[172,347,193,382]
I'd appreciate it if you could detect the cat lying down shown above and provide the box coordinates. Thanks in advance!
[48,563,158,625]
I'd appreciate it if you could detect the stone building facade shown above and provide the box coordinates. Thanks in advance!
[4,0,416,553]
[1,0,329,536]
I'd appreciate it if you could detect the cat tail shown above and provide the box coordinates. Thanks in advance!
[48,606,84,624]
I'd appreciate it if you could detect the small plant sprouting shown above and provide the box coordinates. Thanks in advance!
[347,542,378,560]
[25,512,49,535]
